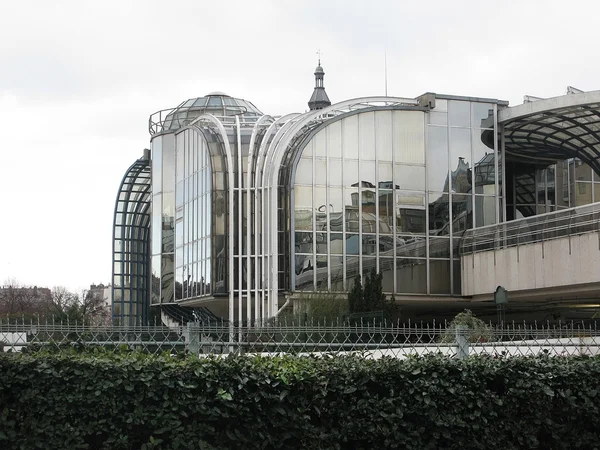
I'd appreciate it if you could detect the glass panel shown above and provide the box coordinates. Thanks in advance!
[473,128,495,193]
[448,101,471,127]
[314,187,327,230]
[397,192,426,234]
[428,111,447,126]
[453,259,461,295]
[475,196,496,227]
[397,235,426,258]
[429,192,450,235]
[360,160,376,185]
[379,257,394,292]
[314,129,327,157]
[329,188,343,230]
[396,258,427,294]
[327,120,342,158]
[426,126,449,192]
[295,254,314,291]
[294,186,313,230]
[329,159,342,186]
[429,236,450,258]
[344,159,359,187]
[152,137,162,193]
[375,110,393,162]
[362,257,376,281]
[378,189,394,233]
[362,234,377,256]
[162,133,175,193]
[346,254,360,287]
[435,99,448,112]
[315,232,327,254]
[296,158,312,184]
[429,259,451,294]
[346,233,359,255]
[207,96,222,107]
[395,165,425,191]
[452,194,472,234]
[450,127,471,194]
[359,112,375,162]
[330,233,343,255]
[378,162,393,188]
[342,114,359,159]
[315,158,327,185]
[394,110,425,164]
[472,103,493,129]
[330,256,344,290]
[316,256,328,290]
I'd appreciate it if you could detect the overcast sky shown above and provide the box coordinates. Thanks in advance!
[1,0,599,292]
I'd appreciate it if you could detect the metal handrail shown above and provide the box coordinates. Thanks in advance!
[461,202,600,256]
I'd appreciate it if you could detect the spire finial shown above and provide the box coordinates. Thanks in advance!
[316,49,322,66]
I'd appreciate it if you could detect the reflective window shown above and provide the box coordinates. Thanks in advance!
[448,101,471,128]
[290,103,498,297]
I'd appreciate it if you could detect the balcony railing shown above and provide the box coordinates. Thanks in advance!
[460,202,600,256]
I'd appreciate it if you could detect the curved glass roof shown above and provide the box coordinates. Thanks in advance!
[149,93,263,135]
[498,91,600,174]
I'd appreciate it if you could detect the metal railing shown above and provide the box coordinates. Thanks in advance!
[2,318,600,359]
[148,108,261,135]
[461,202,600,256]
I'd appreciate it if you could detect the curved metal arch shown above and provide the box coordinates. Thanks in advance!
[254,114,301,318]
[187,114,236,324]
[246,115,275,321]
[262,97,420,311]
[111,155,152,325]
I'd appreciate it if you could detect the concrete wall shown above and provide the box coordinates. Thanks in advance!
[462,232,600,296]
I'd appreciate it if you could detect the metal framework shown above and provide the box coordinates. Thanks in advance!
[111,153,152,325]
[500,91,600,175]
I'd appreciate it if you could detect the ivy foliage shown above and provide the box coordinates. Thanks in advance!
[1,352,600,449]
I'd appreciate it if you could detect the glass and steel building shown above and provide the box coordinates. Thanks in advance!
[111,64,600,324]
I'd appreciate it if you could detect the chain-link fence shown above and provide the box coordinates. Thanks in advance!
[1,318,600,358]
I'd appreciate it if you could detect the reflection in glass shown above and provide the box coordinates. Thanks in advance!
[450,127,471,193]
[316,256,328,290]
[395,165,425,191]
[330,256,344,290]
[429,192,450,235]
[294,186,313,230]
[448,101,471,127]
[429,259,451,294]
[376,110,393,162]
[295,254,314,291]
[397,258,427,294]
[426,126,449,192]
[429,237,450,258]
[471,103,493,129]
[475,196,496,227]
[296,158,312,184]
[380,257,394,292]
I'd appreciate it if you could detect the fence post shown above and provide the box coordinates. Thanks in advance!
[455,325,469,359]
[186,322,200,356]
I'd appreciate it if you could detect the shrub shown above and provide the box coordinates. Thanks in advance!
[0,353,599,449]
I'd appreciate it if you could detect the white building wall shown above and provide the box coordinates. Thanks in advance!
[462,232,600,296]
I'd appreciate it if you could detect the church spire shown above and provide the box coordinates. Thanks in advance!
[308,52,331,111]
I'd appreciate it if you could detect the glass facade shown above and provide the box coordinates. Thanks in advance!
[112,154,151,325]
[291,100,499,296]
[113,87,600,324]
[175,128,213,301]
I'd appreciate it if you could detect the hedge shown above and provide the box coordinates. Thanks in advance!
[1,352,600,449]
